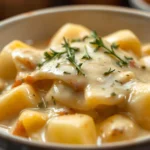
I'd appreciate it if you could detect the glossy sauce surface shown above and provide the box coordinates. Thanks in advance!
[0,24,150,146]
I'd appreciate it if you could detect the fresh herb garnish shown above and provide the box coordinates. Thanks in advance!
[56,63,60,68]
[38,37,85,76]
[124,56,133,61]
[82,46,92,60]
[71,39,82,43]
[63,71,71,74]
[62,38,85,76]
[104,68,115,76]
[38,100,48,108]
[38,50,66,67]
[111,92,117,96]
[111,43,119,49]
[82,36,89,41]
[141,65,146,70]
[71,36,89,43]
[115,80,123,84]
[90,31,129,67]
[90,31,104,52]
[52,96,56,105]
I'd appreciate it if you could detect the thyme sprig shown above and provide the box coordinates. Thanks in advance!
[38,50,66,67]
[38,100,48,108]
[62,38,85,76]
[90,31,129,67]
[82,46,92,60]
[104,68,115,76]
[38,38,84,75]
[71,36,89,43]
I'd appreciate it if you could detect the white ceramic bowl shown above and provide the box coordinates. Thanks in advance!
[0,5,150,150]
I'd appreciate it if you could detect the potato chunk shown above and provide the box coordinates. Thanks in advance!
[49,23,90,47]
[127,82,150,130]
[0,40,31,79]
[46,114,97,145]
[12,120,28,137]
[140,56,150,69]
[98,115,139,143]
[142,44,150,56]
[13,110,48,136]
[0,84,39,121]
[104,30,141,57]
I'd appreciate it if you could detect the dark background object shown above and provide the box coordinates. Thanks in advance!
[0,0,130,20]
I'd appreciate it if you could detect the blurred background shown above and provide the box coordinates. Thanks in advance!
[0,0,150,20]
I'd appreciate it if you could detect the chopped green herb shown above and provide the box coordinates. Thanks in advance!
[62,38,85,76]
[111,92,117,96]
[111,43,119,49]
[90,31,104,52]
[124,56,133,61]
[38,50,66,68]
[64,71,71,74]
[71,39,82,43]
[82,36,89,41]
[56,63,60,68]
[115,80,123,84]
[104,68,115,76]
[71,36,89,43]
[38,100,48,108]
[82,46,92,60]
[52,96,56,105]
[90,31,129,67]
[141,65,146,70]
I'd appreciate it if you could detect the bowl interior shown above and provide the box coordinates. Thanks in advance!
[0,5,150,50]
[0,5,150,149]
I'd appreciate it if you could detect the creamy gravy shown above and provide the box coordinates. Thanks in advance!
[0,24,150,146]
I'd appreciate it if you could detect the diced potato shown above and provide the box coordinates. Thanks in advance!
[142,44,150,56]
[127,82,150,130]
[13,110,48,136]
[12,120,28,137]
[140,56,150,69]
[49,23,91,48]
[0,84,40,121]
[4,40,32,50]
[98,114,139,143]
[46,114,97,145]
[104,30,141,57]
[0,40,32,79]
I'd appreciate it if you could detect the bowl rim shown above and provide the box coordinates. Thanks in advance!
[0,5,150,149]
[129,0,150,11]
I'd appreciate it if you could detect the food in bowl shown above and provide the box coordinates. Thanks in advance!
[0,23,150,146]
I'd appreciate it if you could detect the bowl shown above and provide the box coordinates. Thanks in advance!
[129,0,150,11]
[0,5,150,150]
